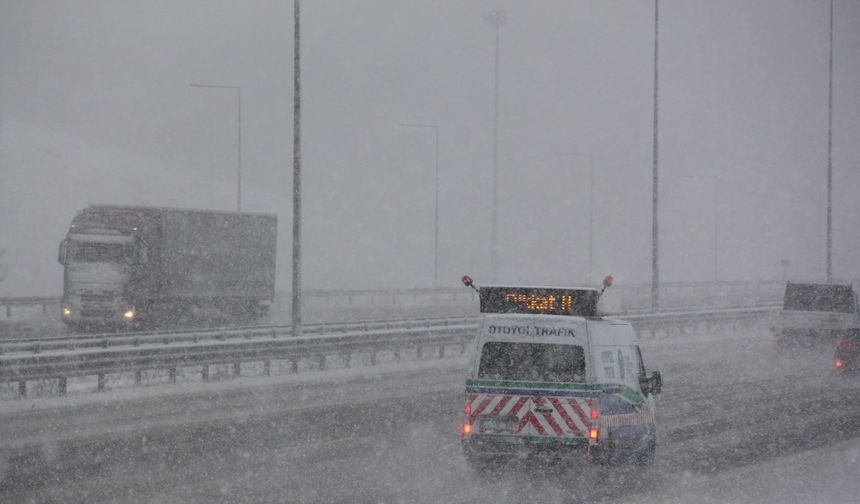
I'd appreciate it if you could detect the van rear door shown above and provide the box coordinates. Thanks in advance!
[466,340,534,437]
[526,385,594,442]
[466,341,592,443]
[465,387,531,436]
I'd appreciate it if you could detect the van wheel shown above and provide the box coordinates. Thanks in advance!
[464,453,497,475]
[635,440,656,467]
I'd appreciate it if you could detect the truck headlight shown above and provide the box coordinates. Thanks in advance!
[122,309,135,320]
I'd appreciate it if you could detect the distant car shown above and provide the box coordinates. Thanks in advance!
[834,330,860,372]
[772,282,859,349]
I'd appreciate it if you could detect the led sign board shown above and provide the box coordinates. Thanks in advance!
[479,286,599,317]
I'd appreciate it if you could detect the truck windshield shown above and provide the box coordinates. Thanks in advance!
[69,241,134,264]
[478,342,585,383]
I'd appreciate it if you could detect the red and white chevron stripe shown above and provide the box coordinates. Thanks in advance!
[467,393,595,438]
[467,393,530,434]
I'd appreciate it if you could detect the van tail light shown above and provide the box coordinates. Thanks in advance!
[835,360,844,368]
[588,401,600,443]
[463,400,473,435]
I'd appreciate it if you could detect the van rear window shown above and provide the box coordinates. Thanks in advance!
[478,342,585,383]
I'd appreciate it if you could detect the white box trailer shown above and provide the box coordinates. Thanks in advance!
[59,205,277,328]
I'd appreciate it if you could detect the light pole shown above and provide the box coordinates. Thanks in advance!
[713,177,719,282]
[397,122,440,287]
[826,0,834,282]
[781,259,791,283]
[485,9,505,283]
[651,0,660,312]
[292,0,303,337]
[556,152,595,284]
[189,83,242,211]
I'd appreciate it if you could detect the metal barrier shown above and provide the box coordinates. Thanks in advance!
[0,306,777,398]
[0,297,59,318]
[0,316,478,354]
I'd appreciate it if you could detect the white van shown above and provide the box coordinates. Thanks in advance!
[460,282,662,468]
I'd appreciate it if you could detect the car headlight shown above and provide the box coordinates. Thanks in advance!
[62,307,72,316]
[122,309,135,320]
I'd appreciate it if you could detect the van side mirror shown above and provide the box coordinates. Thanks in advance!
[650,370,662,395]
[58,240,68,265]
[639,370,662,396]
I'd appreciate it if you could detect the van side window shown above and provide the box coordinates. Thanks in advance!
[478,342,585,383]
[601,351,616,379]
[635,345,647,379]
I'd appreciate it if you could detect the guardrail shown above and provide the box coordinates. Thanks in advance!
[0,316,477,355]
[0,306,777,398]
[0,297,59,318]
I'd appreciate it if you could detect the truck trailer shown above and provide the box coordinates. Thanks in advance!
[58,205,277,329]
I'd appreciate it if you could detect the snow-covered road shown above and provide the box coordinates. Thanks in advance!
[1,323,859,503]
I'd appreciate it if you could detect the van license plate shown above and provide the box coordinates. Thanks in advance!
[480,416,518,433]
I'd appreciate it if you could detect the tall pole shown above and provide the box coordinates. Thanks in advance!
[651,0,660,312]
[434,125,439,287]
[292,0,303,337]
[237,88,242,212]
[826,0,833,283]
[713,177,719,282]
[189,83,242,211]
[397,122,440,287]
[485,10,505,283]
[589,155,595,285]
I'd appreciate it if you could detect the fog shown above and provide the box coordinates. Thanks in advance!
[1,0,859,295]
[3,3,860,502]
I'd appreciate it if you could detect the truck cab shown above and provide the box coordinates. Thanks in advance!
[460,283,662,470]
[59,209,149,328]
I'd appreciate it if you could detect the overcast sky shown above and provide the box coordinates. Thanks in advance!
[1,0,858,296]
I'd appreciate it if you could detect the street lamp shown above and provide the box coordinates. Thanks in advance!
[556,152,595,284]
[293,0,303,337]
[485,9,505,283]
[826,0,834,282]
[397,122,440,287]
[189,83,242,212]
[651,0,661,312]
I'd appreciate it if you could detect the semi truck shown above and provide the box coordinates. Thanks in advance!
[58,205,277,329]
